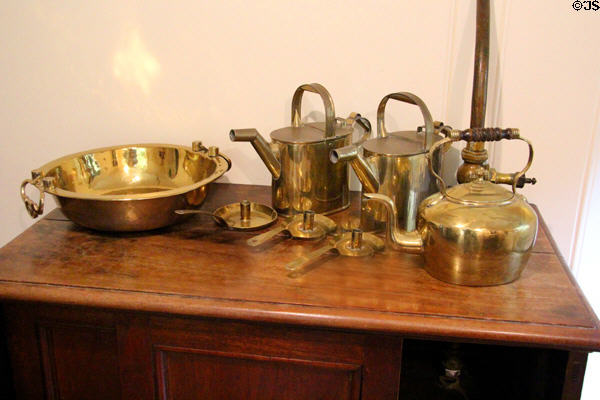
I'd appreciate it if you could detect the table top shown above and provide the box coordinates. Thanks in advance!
[1,183,599,350]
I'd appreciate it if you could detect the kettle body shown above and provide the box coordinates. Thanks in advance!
[365,128,538,286]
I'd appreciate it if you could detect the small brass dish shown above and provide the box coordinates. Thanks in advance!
[286,229,385,272]
[213,200,277,231]
[20,142,231,231]
[177,200,277,231]
[247,210,337,247]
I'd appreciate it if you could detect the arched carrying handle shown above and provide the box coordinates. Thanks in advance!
[291,83,336,138]
[428,128,534,203]
[377,92,434,147]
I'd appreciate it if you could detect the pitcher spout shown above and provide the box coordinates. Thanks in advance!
[230,129,281,179]
[330,145,379,193]
[363,193,423,254]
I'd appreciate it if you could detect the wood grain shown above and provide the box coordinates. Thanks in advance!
[0,183,599,351]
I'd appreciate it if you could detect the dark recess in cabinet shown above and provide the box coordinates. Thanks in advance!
[400,339,568,400]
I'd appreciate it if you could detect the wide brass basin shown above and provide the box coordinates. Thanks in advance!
[21,142,231,231]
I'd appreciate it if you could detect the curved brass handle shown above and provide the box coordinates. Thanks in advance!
[377,92,434,147]
[428,128,533,201]
[20,177,45,218]
[291,83,336,138]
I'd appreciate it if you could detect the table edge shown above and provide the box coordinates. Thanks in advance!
[1,280,599,352]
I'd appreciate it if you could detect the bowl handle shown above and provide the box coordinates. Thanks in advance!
[20,175,45,218]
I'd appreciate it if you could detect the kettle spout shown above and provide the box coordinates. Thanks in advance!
[364,193,423,254]
[330,145,379,193]
[230,129,281,180]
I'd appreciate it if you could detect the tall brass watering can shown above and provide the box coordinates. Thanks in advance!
[330,92,445,232]
[230,83,370,216]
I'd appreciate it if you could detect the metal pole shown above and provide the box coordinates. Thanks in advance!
[457,0,491,183]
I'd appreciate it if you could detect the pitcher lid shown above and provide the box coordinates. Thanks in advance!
[363,131,443,156]
[270,121,353,144]
[446,180,514,205]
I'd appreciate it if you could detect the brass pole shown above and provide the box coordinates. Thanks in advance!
[457,0,491,183]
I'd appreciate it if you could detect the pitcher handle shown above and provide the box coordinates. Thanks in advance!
[428,128,533,201]
[291,83,336,138]
[377,92,434,148]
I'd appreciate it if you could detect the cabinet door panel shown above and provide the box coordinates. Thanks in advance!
[150,317,401,400]
[4,304,121,400]
[38,323,121,400]
[155,345,360,400]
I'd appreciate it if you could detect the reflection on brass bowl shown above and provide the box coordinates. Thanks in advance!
[20,142,231,231]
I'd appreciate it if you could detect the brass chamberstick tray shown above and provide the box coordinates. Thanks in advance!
[213,200,277,231]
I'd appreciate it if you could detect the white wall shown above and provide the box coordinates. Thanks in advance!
[573,94,600,399]
[1,0,600,396]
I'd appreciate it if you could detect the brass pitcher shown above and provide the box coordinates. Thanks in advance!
[230,83,370,216]
[365,128,538,286]
[330,92,444,232]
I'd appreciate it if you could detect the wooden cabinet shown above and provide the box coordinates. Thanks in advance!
[0,184,598,399]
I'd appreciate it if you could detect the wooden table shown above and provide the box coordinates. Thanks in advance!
[0,183,598,399]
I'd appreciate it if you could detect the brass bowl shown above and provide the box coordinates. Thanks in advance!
[20,142,231,231]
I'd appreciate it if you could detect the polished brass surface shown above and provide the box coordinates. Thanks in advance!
[20,177,46,218]
[247,211,336,247]
[213,200,277,231]
[175,200,277,231]
[377,92,434,143]
[350,228,362,250]
[285,229,384,272]
[287,212,333,239]
[365,129,538,286]
[240,200,251,220]
[20,142,231,231]
[488,168,537,188]
[330,145,379,193]
[456,159,489,185]
[230,83,371,216]
[338,214,362,232]
[174,209,229,227]
[303,210,315,231]
[335,229,384,257]
[331,92,443,233]
[229,129,281,179]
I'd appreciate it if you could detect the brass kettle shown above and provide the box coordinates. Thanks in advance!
[366,128,538,286]
[230,83,370,216]
[331,92,445,232]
